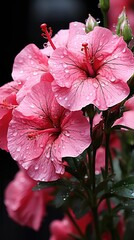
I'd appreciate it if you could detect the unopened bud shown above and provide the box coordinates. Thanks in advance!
[85,14,99,33]
[99,0,109,12]
[116,7,133,43]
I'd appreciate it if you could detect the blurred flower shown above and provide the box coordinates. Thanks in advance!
[4,169,53,230]
[108,0,134,35]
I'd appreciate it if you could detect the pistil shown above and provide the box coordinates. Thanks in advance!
[82,43,95,77]
[40,23,56,50]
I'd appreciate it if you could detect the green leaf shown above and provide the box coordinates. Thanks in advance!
[110,176,134,199]
[32,179,66,191]
[70,197,90,219]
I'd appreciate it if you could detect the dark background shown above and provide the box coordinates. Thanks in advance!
[0,1,102,239]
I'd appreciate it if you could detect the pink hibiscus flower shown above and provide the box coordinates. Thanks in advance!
[12,43,53,102]
[49,26,134,111]
[7,79,91,181]
[0,80,24,151]
[4,169,53,231]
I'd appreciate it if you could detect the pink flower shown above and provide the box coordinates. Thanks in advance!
[12,43,53,102]
[114,96,134,129]
[49,210,92,240]
[49,26,134,111]
[4,169,53,231]
[95,147,105,175]
[0,80,24,151]
[7,79,91,181]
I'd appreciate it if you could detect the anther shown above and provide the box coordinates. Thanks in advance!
[40,23,56,50]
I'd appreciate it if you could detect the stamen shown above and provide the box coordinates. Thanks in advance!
[40,23,56,50]
[27,127,60,140]
[82,43,95,77]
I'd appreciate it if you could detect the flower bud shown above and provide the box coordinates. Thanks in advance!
[85,14,99,33]
[116,8,133,43]
[99,0,109,12]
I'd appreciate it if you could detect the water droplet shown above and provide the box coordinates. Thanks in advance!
[86,96,90,100]
[64,97,68,101]
[63,50,67,55]
[64,130,70,137]
[93,82,99,88]
[30,104,35,108]
[65,69,69,73]
[20,70,23,74]
[13,132,17,137]
[113,54,118,59]
[60,55,64,58]
[40,144,43,148]
[111,77,116,82]
[33,72,38,76]
[63,63,67,68]
[35,165,39,170]
[45,151,50,158]
[122,48,126,53]
[59,97,62,100]
[17,146,21,152]
[131,192,134,197]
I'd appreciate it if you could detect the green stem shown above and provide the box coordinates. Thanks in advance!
[104,130,119,240]
[105,131,110,177]
[92,149,96,192]
[102,11,108,28]
[92,206,101,240]
[66,209,85,239]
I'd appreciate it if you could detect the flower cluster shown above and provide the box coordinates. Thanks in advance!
[2,1,134,239]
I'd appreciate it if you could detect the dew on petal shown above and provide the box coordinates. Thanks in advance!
[64,130,70,137]
[30,104,35,108]
[13,132,18,137]
[33,72,38,76]
[93,82,99,88]
[63,63,67,68]
[16,146,21,152]
[111,77,116,82]
[35,165,39,170]
[122,48,126,53]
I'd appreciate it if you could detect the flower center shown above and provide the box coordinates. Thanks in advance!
[81,43,95,78]
[27,127,61,140]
